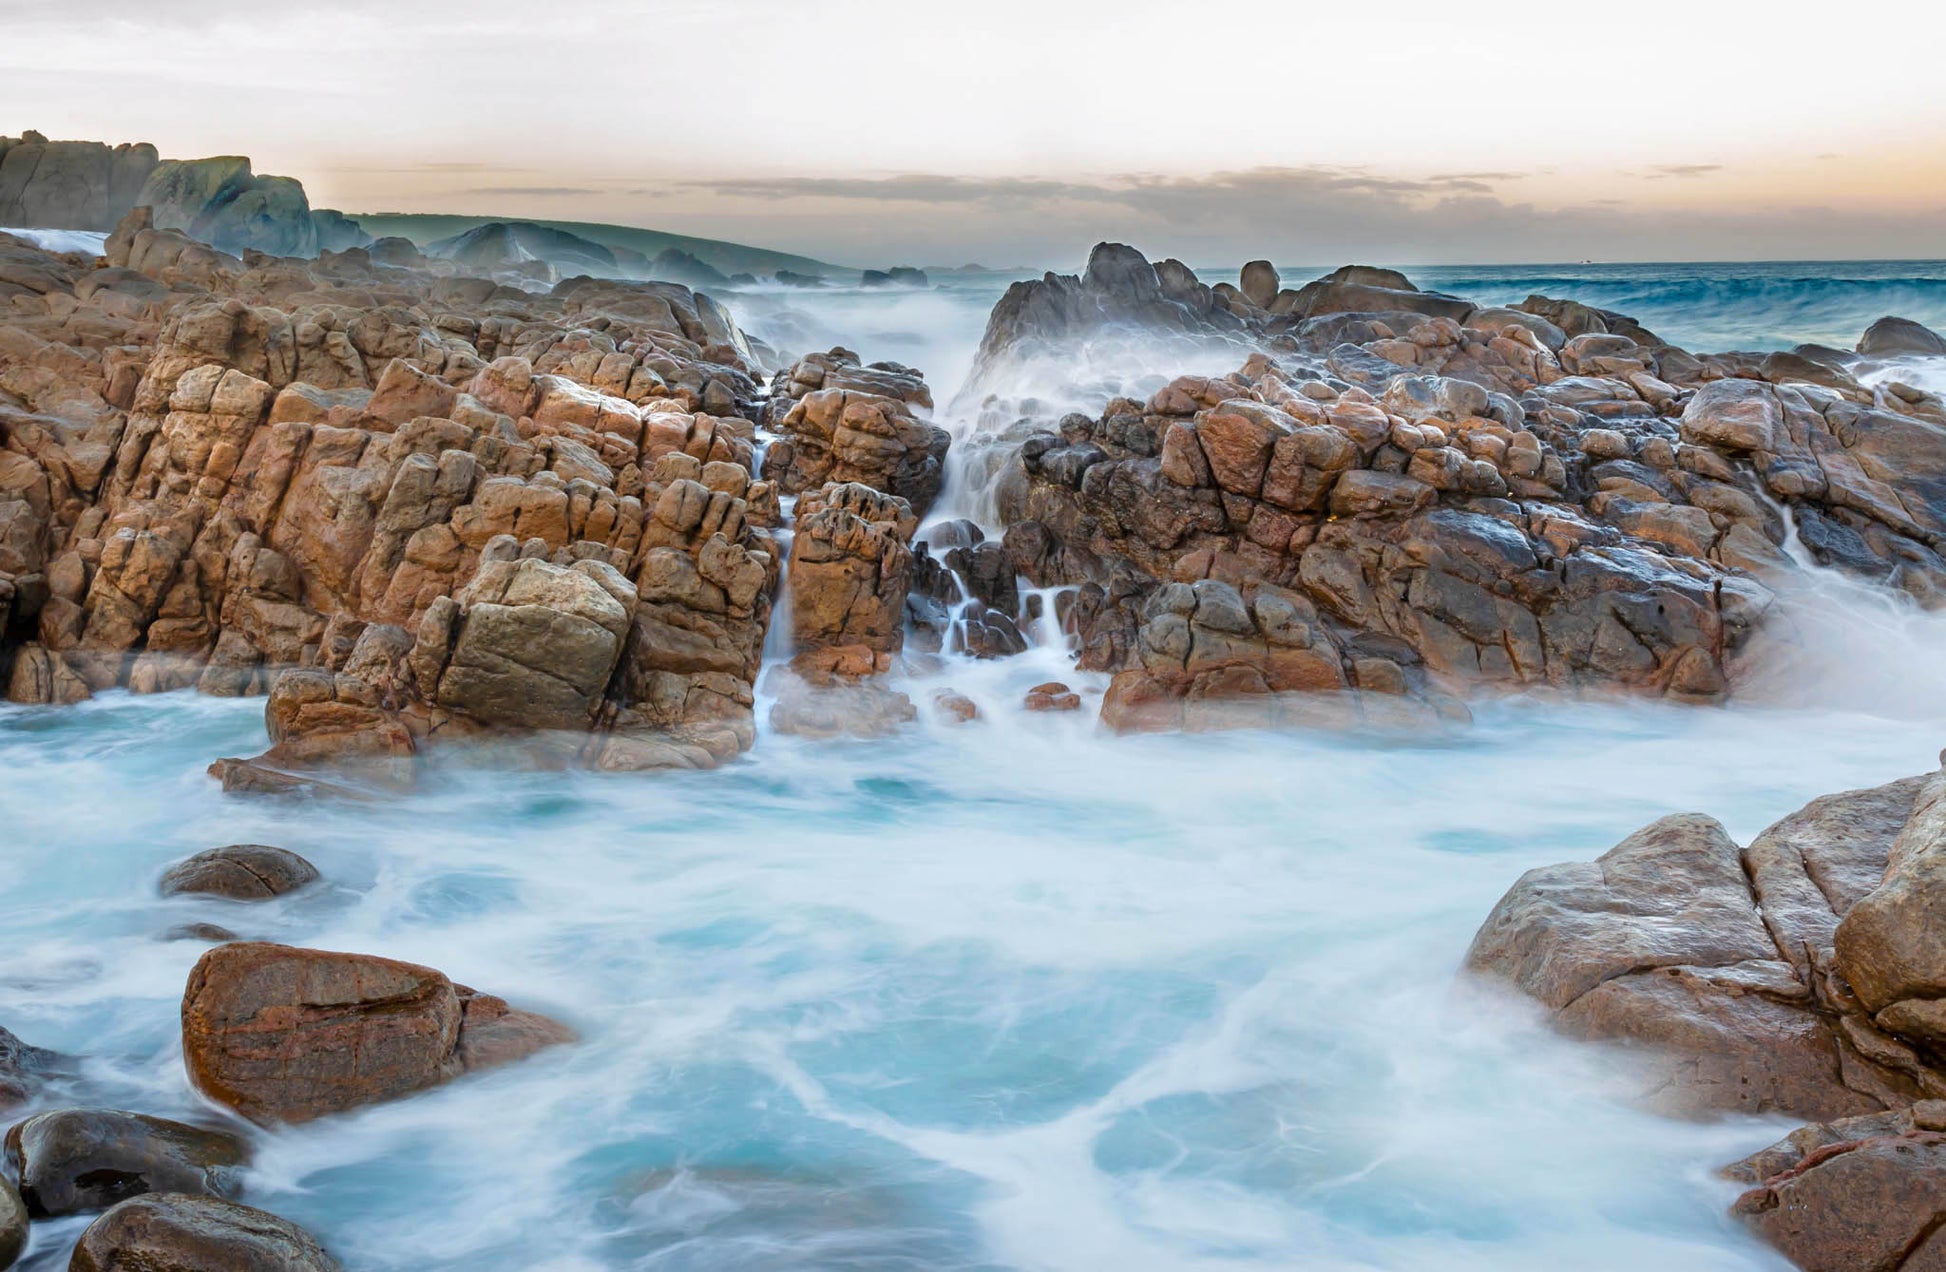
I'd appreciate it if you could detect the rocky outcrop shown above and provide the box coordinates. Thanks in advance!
[769,482,920,738]
[181,941,572,1124]
[3,1109,247,1217]
[1466,760,1946,1267]
[70,1194,338,1272]
[0,134,157,233]
[969,246,1946,729]
[762,350,948,517]
[0,222,784,777]
[0,132,358,258]
[995,352,1771,727]
[159,844,319,899]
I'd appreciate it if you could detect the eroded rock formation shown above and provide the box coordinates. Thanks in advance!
[965,245,1946,730]
[0,211,792,782]
[1467,761,1946,1268]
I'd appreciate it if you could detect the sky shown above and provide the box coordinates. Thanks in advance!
[4,0,1944,268]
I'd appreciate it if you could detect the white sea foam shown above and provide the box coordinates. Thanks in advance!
[1,227,108,255]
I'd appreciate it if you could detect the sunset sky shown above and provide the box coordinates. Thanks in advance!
[5,0,1943,268]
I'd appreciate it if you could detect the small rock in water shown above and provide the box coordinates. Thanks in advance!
[159,844,320,900]
[182,942,573,1124]
[161,923,241,943]
[70,1194,338,1272]
[3,1108,248,1217]
[931,689,979,723]
[1024,682,1081,712]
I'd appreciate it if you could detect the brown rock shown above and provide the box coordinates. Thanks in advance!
[181,942,571,1124]
[159,844,319,900]
[1023,681,1081,712]
[70,1194,338,1272]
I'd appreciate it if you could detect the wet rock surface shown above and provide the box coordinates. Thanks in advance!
[1467,758,1946,1269]
[969,245,1946,731]
[4,1108,247,1217]
[180,941,571,1124]
[69,1193,338,1272]
[0,1028,58,1112]
[158,844,319,899]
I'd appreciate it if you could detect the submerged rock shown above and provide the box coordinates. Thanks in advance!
[3,1108,247,1216]
[0,1026,59,1111]
[70,1194,337,1272]
[181,941,572,1124]
[159,844,319,900]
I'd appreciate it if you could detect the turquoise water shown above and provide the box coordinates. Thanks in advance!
[5,673,1944,1269]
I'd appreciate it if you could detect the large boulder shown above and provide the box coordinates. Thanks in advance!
[70,1194,337,1272]
[1858,316,1946,359]
[3,1109,246,1217]
[180,942,572,1124]
[1466,774,1942,1119]
[0,1177,20,1270]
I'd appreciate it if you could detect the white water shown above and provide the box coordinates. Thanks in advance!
[0,227,109,255]
[9,678,1938,1269]
[8,270,1946,1268]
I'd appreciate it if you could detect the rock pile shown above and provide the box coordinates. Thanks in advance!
[961,243,1946,731]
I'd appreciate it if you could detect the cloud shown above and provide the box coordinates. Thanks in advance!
[684,166,1522,210]
[459,185,603,197]
[1643,163,1725,179]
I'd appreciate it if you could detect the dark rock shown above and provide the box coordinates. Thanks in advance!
[3,1108,247,1217]
[0,1027,58,1112]
[159,845,319,900]
[1858,316,1946,358]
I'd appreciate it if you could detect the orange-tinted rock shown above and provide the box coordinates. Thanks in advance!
[181,941,571,1124]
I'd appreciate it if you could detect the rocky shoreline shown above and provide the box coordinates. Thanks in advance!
[5,188,1946,1266]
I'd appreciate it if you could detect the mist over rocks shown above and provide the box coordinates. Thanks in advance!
[958,243,1946,732]
[3,220,1946,770]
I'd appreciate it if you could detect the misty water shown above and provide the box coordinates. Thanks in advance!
[8,262,1946,1270]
